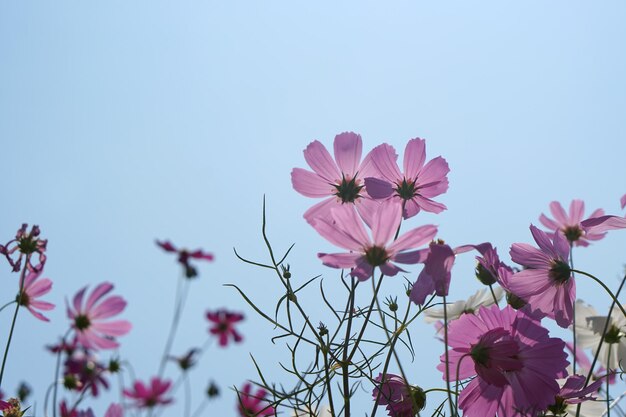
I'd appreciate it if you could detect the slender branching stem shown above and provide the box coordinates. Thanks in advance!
[0,256,29,388]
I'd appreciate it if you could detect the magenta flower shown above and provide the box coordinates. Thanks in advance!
[291,132,379,226]
[410,242,492,305]
[63,351,109,397]
[0,224,47,273]
[581,194,626,234]
[156,240,214,278]
[539,200,606,246]
[475,244,513,286]
[365,138,449,218]
[236,382,274,417]
[168,348,199,371]
[409,242,454,305]
[441,304,568,417]
[67,282,132,350]
[372,373,425,416]
[206,309,244,347]
[16,269,54,321]
[123,377,173,408]
[508,225,574,328]
[546,375,603,415]
[312,201,437,280]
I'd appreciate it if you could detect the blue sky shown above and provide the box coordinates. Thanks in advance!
[1,1,625,416]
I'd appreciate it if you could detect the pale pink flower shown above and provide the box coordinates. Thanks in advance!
[372,373,425,416]
[291,132,378,226]
[539,200,606,246]
[206,309,244,347]
[508,225,574,328]
[442,304,568,417]
[237,383,274,417]
[123,377,173,408]
[104,404,123,417]
[17,270,54,321]
[581,194,626,234]
[313,201,437,280]
[365,138,449,218]
[67,282,132,350]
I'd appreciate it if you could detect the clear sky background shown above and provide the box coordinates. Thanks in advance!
[1,1,625,416]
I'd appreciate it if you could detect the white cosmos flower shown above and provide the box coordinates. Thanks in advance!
[291,404,331,417]
[574,299,626,371]
[423,286,503,323]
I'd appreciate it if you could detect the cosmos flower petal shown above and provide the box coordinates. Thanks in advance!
[333,132,362,177]
[91,320,132,336]
[388,225,437,254]
[90,296,128,319]
[369,143,402,183]
[311,218,364,252]
[506,269,554,298]
[549,201,569,225]
[371,201,402,247]
[291,168,334,198]
[403,138,426,179]
[416,157,450,195]
[569,199,585,223]
[364,177,394,199]
[85,282,114,312]
[318,252,362,269]
[303,140,341,182]
[379,262,403,277]
[582,215,626,233]
[412,195,447,214]
[330,205,371,246]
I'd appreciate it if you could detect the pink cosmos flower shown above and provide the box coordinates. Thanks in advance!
[16,269,54,321]
[539,200,606,246]
[0,224,47,273]
[475,244,513,286]
[409,242,490,305]
[441,304,568,417]
[206,309,244,347]
[123,377,173,408]
[508,225,574,328]
[63,351,109,397]
[67,282,132,350]
[372,373,425,416]
[365,138,449,218]
[236,382,274,417]
[312,201,437,280]
[581,194,626,234]
[156,240,214,278]
[409,242,454,305]
[291,132,379,226]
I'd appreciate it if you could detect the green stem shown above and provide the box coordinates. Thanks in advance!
[572,269,626,319]
[570,245,577,375]
[158,272,189,377]
[576,273,626,417]
[0,300,16,314]
[0,259,29,388]
[442,295,456,417]
[488,284,499,306]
